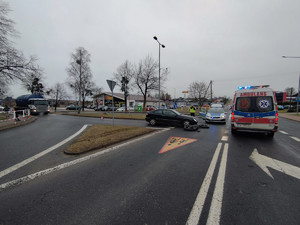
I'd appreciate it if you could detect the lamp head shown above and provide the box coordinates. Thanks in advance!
[162,45,165,48]
[153,36,157,40]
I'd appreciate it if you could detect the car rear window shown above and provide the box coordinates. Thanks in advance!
[235,96,274,112]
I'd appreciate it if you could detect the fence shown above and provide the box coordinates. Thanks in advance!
[0,109,31,124]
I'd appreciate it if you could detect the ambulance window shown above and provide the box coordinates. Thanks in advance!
[235,97,274,112]
[236,98,251,112]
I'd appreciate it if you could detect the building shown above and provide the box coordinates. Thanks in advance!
[92,92,159,108]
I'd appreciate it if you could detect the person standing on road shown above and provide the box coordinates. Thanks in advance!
[190,106,195,117]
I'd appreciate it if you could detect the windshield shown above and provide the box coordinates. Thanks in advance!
[208,108,225,113]
[235,96,274,112]
[30,100,48,105]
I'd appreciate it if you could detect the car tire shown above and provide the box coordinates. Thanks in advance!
[183,120,190,129]
[231,128,237,134]
[267,132,274,138]
[149,119,156,126]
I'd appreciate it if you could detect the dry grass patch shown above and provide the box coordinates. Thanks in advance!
[65,124,155,154]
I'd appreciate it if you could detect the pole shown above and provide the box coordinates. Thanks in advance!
[112,90,114,126]
[297,74,300,114]
[158,44,161,109]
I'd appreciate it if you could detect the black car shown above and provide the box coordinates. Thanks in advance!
[145,109,199,130]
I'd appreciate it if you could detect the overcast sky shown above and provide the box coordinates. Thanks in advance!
[7,0,300,99]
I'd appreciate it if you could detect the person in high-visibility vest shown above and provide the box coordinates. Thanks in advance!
[190,106,195,116]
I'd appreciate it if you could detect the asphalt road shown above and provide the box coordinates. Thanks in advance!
[0,114,299,225]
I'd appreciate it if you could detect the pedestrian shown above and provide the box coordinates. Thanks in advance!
[190,106,195,117]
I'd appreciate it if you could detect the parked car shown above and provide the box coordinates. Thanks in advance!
[94,105,105,111]
[116,106,134,111]
[145,105,157,111]
[205,107,226,124]
[145,109,199,130]
[277,105,284,110]
[66,105,81,110]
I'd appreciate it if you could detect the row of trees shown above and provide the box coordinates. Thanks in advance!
[0,1,43,96]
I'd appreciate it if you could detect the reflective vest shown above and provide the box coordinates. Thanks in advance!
[190,107,195,113]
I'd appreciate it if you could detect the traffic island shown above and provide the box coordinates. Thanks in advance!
[64,124,156,155]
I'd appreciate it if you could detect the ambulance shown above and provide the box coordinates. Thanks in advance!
[231,85,278,137]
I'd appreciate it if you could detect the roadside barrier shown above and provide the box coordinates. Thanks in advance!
[0,109,31,124]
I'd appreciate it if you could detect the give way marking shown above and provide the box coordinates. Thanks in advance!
[158,136,197,154]
[250,149,300,180]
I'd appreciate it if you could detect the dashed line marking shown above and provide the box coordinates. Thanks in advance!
[221,136,228,141]
[290,136,300,142]
[279,130,288,135]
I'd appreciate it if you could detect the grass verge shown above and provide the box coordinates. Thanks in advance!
[65,124,156,154]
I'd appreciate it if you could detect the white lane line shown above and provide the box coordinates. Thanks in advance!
[0,128,169,192]
[279,130,288,135]
[0,125,89,179]
[207,143,229,225]
[186,143,223,225]
[290,136,300,142]
[221,136,228,141]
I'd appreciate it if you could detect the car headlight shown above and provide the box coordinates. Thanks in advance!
[29,105,36,109]
[220,113,225,119]
[206,113,211,119]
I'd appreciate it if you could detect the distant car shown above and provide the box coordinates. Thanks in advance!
[145,105,157,111]
[145,109,199,130]
[205,108,226,124]
[277,105,284,110]
[94,105,105,111]
[116,106,134,111]
[66,105,80,110]
[0,106,4,111]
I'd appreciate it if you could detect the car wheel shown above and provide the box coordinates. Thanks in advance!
[267,132,274,138]
[231,127,237,134]
[183,120,190,129]
[149,119,156,126]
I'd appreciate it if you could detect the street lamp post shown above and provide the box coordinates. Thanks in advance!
[153,36,165,109]
[282,56,300,114]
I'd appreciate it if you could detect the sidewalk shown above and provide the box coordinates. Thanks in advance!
[278,113,300,122]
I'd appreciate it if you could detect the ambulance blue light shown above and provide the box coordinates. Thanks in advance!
[238,86,253,90]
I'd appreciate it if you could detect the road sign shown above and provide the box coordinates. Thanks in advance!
[106,80,116,92]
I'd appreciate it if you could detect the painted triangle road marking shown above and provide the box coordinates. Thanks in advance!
[159,136,198,154]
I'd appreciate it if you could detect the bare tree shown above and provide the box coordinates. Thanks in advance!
[188,81,209,106]
[113,60,133,110]
[47,83,69,111]
[66,47,93,112]
[0,2,42,88]
[133,55,167,108]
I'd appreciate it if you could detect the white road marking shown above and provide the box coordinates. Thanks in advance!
[207,143,228,225]
[290,136,300,142]
[0,125,89,179]
[221,136,228,141]
[0,128,169,192]
[186,143,222,225]
[250,148,300,180]
[279,130,288,134]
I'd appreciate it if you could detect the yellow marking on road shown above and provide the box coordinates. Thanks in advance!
[159,136,197,154]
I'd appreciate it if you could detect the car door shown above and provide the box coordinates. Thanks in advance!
[162,110,178,126]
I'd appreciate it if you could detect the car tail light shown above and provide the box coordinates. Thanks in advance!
[231,112,235,121]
